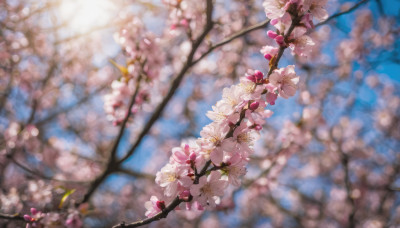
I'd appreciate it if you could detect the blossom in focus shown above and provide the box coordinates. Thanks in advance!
[190,171,228,208]
[144,196,164,218]
[269,65,299,99]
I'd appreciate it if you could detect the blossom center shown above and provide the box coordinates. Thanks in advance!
[238,132,252,144]
[201,183,213,195]
[166,173,177,182]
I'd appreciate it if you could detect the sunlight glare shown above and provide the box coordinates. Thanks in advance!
[59,0,115,33]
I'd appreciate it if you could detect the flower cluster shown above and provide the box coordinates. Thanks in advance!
[104,17,164,125]
[261,0,328,59]
[162,0,206,37]
[24,207,83,228]
[144,66,299,216]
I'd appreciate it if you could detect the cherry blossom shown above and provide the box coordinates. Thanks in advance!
[269,65,299,99]
[190,171,228,208]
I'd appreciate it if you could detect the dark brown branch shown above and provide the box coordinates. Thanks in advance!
[192,19,270,65]
[341,153,356,228]
[315,0,370,27]
[6,153,88,184]
[117,168,155,180]
[0,212,25,221]
[117,0,215,165]
[112,197,183,228]
[80,69,144,204]
[26,61,57,125]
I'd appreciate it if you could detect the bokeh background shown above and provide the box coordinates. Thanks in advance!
[1,0,400,227]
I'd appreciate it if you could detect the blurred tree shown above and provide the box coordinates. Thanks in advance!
[0,0,399,227]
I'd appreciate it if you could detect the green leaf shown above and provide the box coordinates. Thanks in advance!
[59,189,76,209]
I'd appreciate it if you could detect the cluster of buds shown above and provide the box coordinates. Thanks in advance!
[24,207,83,228]
[24,208,44,227]
[261,0,328,59]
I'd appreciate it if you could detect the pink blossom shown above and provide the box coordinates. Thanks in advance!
[144,196,164,217]
[206,101,240,124]
[263,0,288,20]
[170,143,205,170]
[269,65,299,99]
[198,122,229,152]
[221,85,248,111]
[190,171,228,208]
[266,91,278,105]
[301,0,329,21]
[65,212,83,228]
[155,164,192,197]
[260,45,279,60]
[221,160,247,186]
[231,122,260,158]
[209,139,236,165]
[289,35,315,57]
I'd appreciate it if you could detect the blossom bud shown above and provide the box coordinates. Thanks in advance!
[180,19,189,27]
[254,71,264,81]
[264,54,272,60]
[189,152,197,161]
[24,215,33,222]
[266,92,278,105]
[275,35,285,45]
[246,75,256,82]
[271,19,279,25]
[267,30,278,39]
[255,125,263,131]
[184,144,190,152]
[249,101,260,110]
[179,190,190,199]
[156,200,166,210]
[30,208,38,215]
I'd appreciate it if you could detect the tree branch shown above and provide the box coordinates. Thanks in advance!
[117,168,155,180]
[118,13,271,166]
[0,212,25,221]
[6,152,88,184]
[315,0,370,27]
[113,4,308,227]
[112,197,183,228]
[192,19,270,65]
[80,68,144,204]
[117,0,215,165]
[341,153,356,228]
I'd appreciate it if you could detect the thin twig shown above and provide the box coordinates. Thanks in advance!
[192,19,270,65]
[315,0,370,27]
[112,197,183,228]
[117,168,155,180]
[6,154,88,184]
